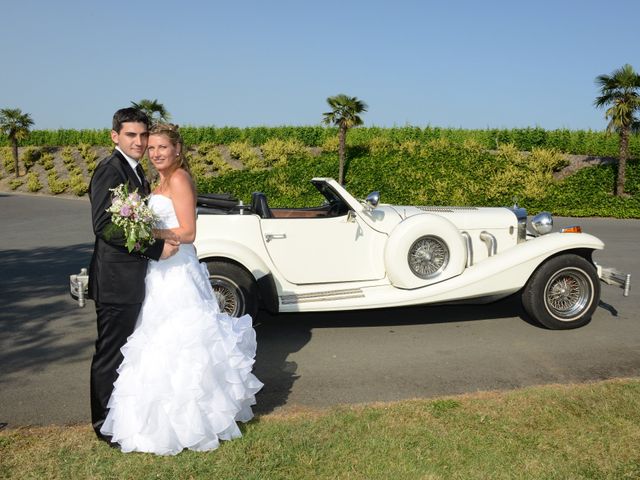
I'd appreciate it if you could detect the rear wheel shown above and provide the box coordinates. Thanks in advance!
[522,254,600,330]
[205,260,259,319]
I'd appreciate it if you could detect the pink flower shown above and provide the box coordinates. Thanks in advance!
[120,205,132,217]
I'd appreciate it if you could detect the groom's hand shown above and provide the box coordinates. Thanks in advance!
[160,240,180,259]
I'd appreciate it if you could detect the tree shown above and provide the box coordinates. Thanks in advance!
[594,64,640,196]
[322,94,368,185]
[130,99,171,124]
[0,108,34,178]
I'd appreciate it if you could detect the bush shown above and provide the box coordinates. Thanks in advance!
[2,147,15,174]
[40,152,55,170]
[368,137,396,156]
[228,141,261,170]
[21,147,41,171]
[321,136,339,153]
[66,159,82,175]
[398,140,421,156]
[189,162,208,182]
[27,171,42,192]
[261,138,310,168]
[9,178,23,190]
[69,174,88,196]
[200,146,231,175]
[47,171,68,194]
[78,143,98,163]
[61,146,75,165]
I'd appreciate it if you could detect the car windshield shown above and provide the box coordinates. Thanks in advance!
[312,181,344,205]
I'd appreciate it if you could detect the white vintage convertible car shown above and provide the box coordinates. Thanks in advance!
[191,177,630,330]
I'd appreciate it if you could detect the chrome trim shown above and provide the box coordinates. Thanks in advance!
[507,206,528,243]
[461,231,473,267]
[479,231,497,256]
[417,206,478,213]
[69,267,89,307]
[265,233,287,242]
[599,266,632,297]
[280,288,365,304]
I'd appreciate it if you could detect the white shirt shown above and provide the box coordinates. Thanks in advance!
[116,146,143,184]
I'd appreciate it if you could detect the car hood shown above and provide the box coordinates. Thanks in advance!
[361,205,517,234]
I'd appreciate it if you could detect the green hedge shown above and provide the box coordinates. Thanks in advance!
[3,126,639,157]
[198,145,640,218]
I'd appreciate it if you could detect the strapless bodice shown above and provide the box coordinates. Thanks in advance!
[149,194,179,229]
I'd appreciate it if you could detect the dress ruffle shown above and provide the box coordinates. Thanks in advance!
[100,195,263,455]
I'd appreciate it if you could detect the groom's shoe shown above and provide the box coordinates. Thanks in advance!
[94,428,120,450]
[97,434,120,449]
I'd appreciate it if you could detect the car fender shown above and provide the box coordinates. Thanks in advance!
[384,213,467,289]
[422,231,605,302]
[196,239,272,280]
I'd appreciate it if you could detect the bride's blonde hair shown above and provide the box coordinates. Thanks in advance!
[149,123,191,177]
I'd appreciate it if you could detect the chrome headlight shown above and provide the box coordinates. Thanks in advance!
[531,212,553,236]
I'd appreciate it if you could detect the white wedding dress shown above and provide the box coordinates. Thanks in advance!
[101,194,263,455]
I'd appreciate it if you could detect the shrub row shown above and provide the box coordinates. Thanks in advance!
[3,126,639,157]
[3,139,638,217]
[198,143,640,218]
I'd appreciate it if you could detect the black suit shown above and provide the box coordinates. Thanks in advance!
[87,149,164,440]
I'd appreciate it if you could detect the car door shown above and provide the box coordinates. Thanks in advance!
[260,213,387,284]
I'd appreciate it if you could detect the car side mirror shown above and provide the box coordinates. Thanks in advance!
[365,191,380,209]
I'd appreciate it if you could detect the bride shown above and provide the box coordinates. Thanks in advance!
[100,123,263,455]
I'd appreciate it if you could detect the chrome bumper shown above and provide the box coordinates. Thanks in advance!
[70,268,89,307]
[598,265,631,297]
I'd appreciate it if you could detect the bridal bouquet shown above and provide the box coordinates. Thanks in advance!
[106,183,157,253]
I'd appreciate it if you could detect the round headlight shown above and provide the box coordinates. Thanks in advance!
[531,212,553,236]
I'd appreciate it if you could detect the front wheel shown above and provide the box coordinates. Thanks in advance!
[522,254,600,330]
[205,260,259,319]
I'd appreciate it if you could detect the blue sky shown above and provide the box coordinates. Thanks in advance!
[1,0,638,131]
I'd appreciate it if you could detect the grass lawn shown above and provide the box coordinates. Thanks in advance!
[2,379,640,479]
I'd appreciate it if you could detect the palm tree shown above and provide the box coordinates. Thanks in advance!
[594,64,640,196]
[322,94,368,185]
[0,108,34,178]
[130,99,171,124]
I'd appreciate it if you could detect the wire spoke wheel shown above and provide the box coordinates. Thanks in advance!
[544,268,592,320]
[209,275,245,317]
[408,236,449,279]
[205,260,259,319]
[523,254,599,329]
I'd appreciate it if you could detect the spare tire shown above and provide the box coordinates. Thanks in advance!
[384,214,466,289]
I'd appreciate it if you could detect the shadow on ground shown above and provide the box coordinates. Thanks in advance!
[0,243,93,380]
[252,294,532,414]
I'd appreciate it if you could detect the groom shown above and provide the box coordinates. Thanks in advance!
[87,107,179,444]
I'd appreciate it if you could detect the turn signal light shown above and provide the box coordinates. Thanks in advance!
[561,226,582,233]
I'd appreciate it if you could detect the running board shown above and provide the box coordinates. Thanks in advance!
[280,288,365,305]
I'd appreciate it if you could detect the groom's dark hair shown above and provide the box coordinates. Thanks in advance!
[112,107,150,133]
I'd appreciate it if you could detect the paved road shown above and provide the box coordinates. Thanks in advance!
[1,193,639,427]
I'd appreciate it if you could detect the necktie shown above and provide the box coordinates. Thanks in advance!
[135,164,150,196]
